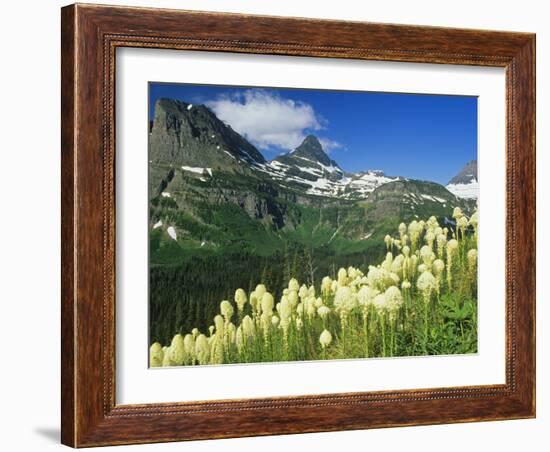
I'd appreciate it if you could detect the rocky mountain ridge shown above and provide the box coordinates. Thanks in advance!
[149,99,414,201]
[148,98,476,254]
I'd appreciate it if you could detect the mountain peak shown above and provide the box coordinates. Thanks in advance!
[290,135,332,167]
[300,134,323,148]
[448,160,477,185]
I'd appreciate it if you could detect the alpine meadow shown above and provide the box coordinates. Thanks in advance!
[147,84,479,367]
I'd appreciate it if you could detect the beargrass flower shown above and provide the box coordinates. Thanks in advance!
[279,297,292,321]
[162,348,173,367]
[447,239,458,252]
[357,286,378,307]
[417,271,436,301]
[384,285,404,317]
[210,335,224,364]
[337,267,348,286]
[420,245,435,265]
[334,286,356,313]
[255,284,267,299]
[242,315,254,338]
[381,253,393,272]
[319,329,332,348]
[433,259,445,275]
[427,216,439,229]
[367,266,382,288]
[390,254,404,275]
[446,238,459,287]
[195,334,209,364]
[235,327,244,352]
[384,234,393,251]
[373,293,387,314]
[220,300,234,322]
[169,334,185,365]
[226,322,236,343]
[331,280,338,293]
[399,222,407,239]
[214,315,224,336]
[317,305,331,319]
[149,342,164,367]
[288,278,299,292]
[249,291,259,313]
[467,248,478,269]
[305,297,316,318]
[321,276,332,295]
[408,220,422,250]
[457,216,469,237]
[288,290,299,308]
[261,292,274,316]
[425,230,435,249]
[436,233,447,258]
[183,334,195,360]
[234,288,247,311]
[453,207,463,220]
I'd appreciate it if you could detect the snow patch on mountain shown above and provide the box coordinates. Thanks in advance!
[181,166,212,176]
[167,226,177,241]
[263,164,398,199]
[447,160,478,199]
[345,171,399,198]
[446,180,479,200]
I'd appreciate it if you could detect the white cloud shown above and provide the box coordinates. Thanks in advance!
[319,138,345,153]
[206,90,341,153]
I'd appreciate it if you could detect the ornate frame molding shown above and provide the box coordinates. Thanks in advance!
[62,4,535,447]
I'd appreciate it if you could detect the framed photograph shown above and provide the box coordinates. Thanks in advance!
[61,3,536,447]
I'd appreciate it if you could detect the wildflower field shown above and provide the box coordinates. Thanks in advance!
[150,207,478,367]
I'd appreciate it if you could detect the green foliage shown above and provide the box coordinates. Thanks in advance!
[150,210,479,365]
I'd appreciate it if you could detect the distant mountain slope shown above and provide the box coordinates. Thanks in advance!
[368,179,466,220]
[446,160,478,200]
[258,135,399,199]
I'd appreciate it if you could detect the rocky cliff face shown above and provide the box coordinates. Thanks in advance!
[150,98,265,167]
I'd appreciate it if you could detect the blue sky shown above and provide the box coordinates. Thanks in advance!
[149,83,477,184]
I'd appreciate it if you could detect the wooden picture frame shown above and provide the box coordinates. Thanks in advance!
[61,3,536,447]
